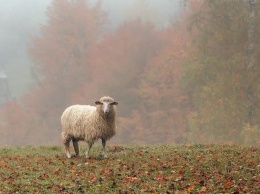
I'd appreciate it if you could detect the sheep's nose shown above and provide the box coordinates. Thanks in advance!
[104,110,109,114]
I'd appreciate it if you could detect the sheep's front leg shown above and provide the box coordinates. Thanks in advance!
[102,139,107,158]
[64,141,71,159]
[72,139,79,157]
[86,142,93,159]
[62,132,72,158]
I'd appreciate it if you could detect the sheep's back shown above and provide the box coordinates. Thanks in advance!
[61,105,95,138]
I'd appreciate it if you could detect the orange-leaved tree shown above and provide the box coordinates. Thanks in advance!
[85,19,162,143]
[122,21,191,144]
[13,0,107,144]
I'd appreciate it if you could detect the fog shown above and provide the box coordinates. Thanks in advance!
[1,1,259,147]
[0,0,183,146]
[0,0,180,98]
[0,0,51,97]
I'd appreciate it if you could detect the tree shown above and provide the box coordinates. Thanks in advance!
[22,0,107,144]
[183,1,260,145]
[126,0,160,27]
[124,21,191,144]
[246,0,256,124]
[89,19,160,117]
[30,0,106,84]
[0,100,38,145]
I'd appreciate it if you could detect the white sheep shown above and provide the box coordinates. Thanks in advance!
[61,96,118,159]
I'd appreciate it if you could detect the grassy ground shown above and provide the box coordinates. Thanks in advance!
[0,144,259,193]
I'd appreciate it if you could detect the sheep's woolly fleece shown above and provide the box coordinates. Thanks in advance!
[61,96,117,144]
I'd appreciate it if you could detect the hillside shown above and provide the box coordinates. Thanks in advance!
[0,145,259,193]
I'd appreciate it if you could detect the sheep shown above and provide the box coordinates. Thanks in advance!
[61,96,118,159]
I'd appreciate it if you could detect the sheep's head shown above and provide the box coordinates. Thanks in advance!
[95,96,118,115]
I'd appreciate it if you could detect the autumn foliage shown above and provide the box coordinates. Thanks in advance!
[0,0,260,146]
[0,0,190,146]
[117,24,191,144]
[183,1,260,145]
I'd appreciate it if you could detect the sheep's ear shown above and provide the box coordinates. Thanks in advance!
[95,101,103,105]
[110,102,118,105]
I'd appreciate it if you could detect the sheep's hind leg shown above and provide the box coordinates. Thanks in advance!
[85,142,93,159]
[72,139,79,157]
[101,139,107,158]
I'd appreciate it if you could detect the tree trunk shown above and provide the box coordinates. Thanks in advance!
[246,0,256,124]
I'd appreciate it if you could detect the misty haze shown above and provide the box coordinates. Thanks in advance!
[0,1,260,193]
[0,0,259,147]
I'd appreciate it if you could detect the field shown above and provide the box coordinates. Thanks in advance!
[0,144,259,193]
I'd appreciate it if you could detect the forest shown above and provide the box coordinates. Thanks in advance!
[0,0,259,146]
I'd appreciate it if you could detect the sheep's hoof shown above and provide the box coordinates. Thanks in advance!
[66,154,72,159]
